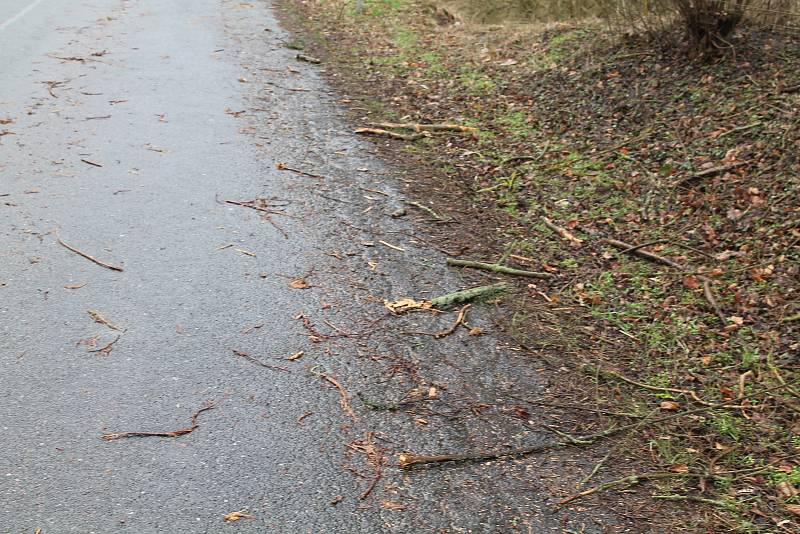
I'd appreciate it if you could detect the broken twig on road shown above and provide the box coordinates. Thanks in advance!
[233,350,290,372]
[101,402,214,441]
[58,238,123,271]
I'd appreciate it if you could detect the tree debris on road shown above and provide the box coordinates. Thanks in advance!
[101,402,215,441]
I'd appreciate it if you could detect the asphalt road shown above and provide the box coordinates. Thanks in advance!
[0,1,621,532]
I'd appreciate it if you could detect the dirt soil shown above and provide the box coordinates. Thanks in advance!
[276,1,800,532]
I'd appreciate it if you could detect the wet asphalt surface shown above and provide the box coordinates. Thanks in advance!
[0,1,627,532]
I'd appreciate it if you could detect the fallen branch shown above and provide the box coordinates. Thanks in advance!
[557,471,698,506]
[675,162,747,187]
[372,122,478,133]
[385,283,509,314]
[781,312,800,323]
[399,382,800,470]
[58,238,123,271]
[541,216,583,245]
[101,402,214,441]
[355,128,426,141]
[602,238,684,269]
[652,494,734,507]
[779,83,800,94]
[233,350,290,372]
[447,258,552,279]
[585,364,760,408]
[321,373,357,422]
[430,282,509,309]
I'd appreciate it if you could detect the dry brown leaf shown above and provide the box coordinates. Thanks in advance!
[660,401,680,411]
[287,351,304,361]
[670,464,689,473]
[384,298,432,314]
[682,275,701,289]
[289,278,310,289]
[64,283,86,289]
[786,504,800,517]
[223,511,254,522]
[776,481,799,499]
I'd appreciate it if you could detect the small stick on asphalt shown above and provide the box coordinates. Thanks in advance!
[87,335,120,355]
[101,401,215,441]
[233,350,290,372]
[58,238,124,271]
[602,238,684,269]
[355,128,426,141]
[447,258,552,279]
[276,162,325,180]
[541,216,583,245]
[378,240,405,252]
[224,199,289,239]
[321,373,357,422]
[88,310,125,332]
[80,158,103,167]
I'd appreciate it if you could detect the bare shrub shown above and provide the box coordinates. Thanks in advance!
[443,0,800,51]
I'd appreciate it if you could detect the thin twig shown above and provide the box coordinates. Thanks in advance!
[87,335,120,355]
[321,373,357,422]
[702,277,727,325]
[557,472,700,506]
[541,216,583,245]
[355,128,426,141]
[602,238,684,269]
[233,350,290,372]
[101,402,214,441]
[58,238,124,272]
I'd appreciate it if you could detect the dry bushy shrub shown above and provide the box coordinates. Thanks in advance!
[445,0,800,51]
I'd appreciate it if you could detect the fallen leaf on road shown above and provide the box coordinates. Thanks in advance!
[384,298,432,314]
[64,283,86,289]
[287,351,304,361]
[289,278,310,289]
[223,511,254,522]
